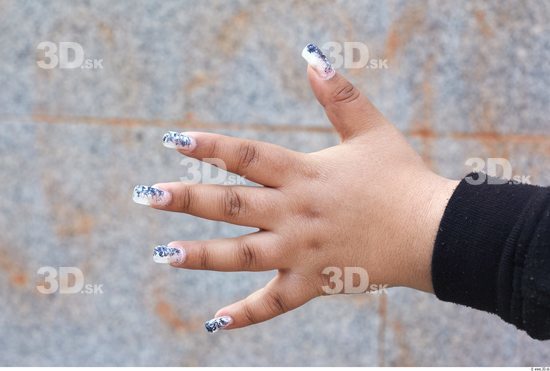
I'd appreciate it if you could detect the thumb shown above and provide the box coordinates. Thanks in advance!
[302,43,385,141]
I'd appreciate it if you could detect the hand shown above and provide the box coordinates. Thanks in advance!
[133,46,459,332]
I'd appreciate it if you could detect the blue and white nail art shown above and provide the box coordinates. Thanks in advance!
[153,245,184,264]
[132,185,169,206]
[204,316,232,333]
[301,43,335,80]
[162,131,195,150]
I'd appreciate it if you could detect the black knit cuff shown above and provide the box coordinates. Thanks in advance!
[431,173,539,314]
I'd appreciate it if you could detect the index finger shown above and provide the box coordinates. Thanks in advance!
[162,131,303,187]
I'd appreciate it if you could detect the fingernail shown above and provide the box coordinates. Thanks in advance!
[301,43,335,80]
[162,131,196,151]
[132,185,171,206]
[153,245,185,264]
[204,316,233,333]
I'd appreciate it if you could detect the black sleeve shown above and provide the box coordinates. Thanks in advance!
[432,172,550,340]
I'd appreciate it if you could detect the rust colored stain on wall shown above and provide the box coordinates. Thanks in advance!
[216,10,251,56]
[24,113,550,144]
[385,4,427,61]
[55,214,95,237]
[0,247,29,289]
[154,298,205,334]
[474,9,494,38]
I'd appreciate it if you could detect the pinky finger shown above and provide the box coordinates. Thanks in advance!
[204,273,318,333]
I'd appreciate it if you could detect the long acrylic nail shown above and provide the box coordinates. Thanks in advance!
[132,185,171,206]
[301,43,335,80]
[204,316,233,333]
[162,131,196,151]
[153,245,185,264]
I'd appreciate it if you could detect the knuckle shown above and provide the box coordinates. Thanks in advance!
[197,244,210,269]
[306,237,323,251]
[236,240,257,270]
[242,302,259,325]
[300,204,323,219]
[332,82,360,104]
[237,142,260,172]
[176,187,193,211]
[205,138,220,159]
[299,154,326,181]
[222,188,244,218]
[301,163,322,181]
[264,290,288,315]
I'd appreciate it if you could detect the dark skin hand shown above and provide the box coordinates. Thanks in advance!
[136,54,459,331]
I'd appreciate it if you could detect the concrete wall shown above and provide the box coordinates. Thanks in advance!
[1,0,549,366]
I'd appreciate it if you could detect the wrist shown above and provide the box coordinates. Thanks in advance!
[392,173,459,292]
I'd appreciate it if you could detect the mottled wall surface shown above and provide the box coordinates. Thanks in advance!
[1,0,549,366]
